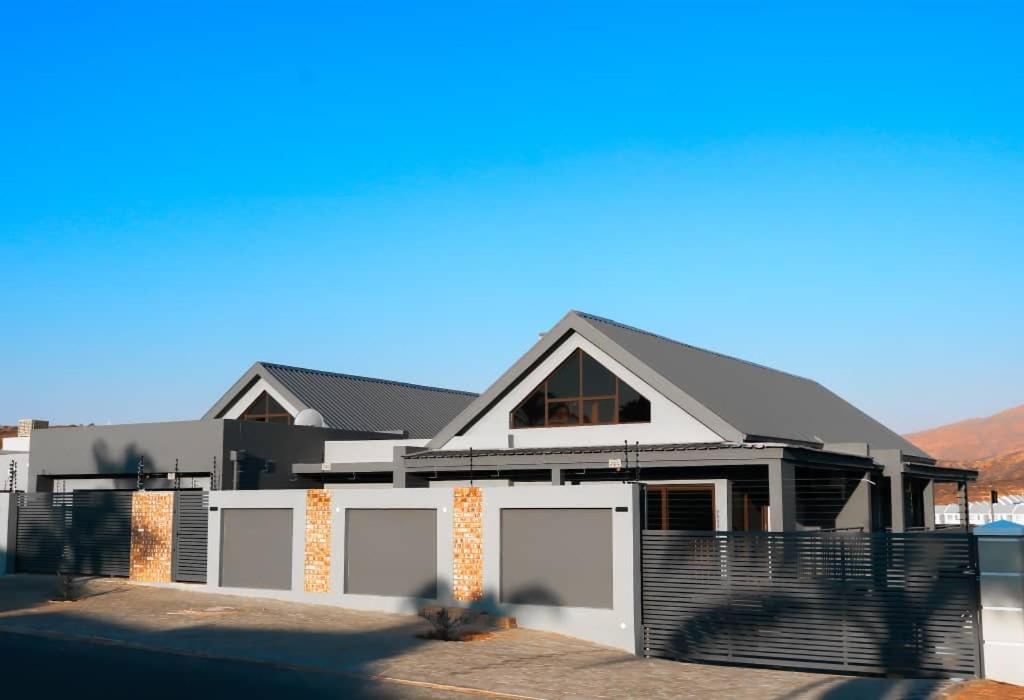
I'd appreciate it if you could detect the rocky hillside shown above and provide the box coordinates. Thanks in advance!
[904,404,1024,503]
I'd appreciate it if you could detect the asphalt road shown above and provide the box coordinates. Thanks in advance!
[0,631,474,700]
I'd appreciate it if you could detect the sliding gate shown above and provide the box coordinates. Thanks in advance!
[15,491,133,576]
[641,530,981,678]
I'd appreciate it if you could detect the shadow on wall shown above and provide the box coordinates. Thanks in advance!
[15,492,133,577]
[659,542,973,699]
[91,440,154,478]
[406,578,565,619]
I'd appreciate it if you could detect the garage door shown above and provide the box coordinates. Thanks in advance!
[219,508,293,590]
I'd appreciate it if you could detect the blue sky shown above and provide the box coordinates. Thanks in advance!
[1,2,1021,433]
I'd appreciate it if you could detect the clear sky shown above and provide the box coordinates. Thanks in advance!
[1,3,1021,433]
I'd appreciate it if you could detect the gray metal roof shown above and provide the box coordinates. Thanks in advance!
[428,310,931,460]
[576,312,931,460]
[205,362,477,439]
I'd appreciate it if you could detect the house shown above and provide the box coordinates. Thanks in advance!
[0,419,39,492]
[24,310,975,533]
[26,363,476,492]
[310,311,977,533]
[935,495,1024,526]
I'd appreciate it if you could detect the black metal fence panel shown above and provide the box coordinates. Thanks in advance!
[172,491,209,583]
[16,491,132,576]
[14,493,70,573]
[641,530,981,678]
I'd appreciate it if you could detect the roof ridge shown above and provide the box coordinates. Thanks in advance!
[571,310,813,383]
[258,362,478,397]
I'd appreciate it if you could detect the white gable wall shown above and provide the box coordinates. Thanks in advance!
[219,377,301,420]
[442,333,723,451]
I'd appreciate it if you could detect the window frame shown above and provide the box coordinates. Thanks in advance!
[509,349,651,429]
[240,390,294,424]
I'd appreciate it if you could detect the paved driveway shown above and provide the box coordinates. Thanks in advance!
[0,575,955,699]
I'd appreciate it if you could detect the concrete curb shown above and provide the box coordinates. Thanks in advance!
[0,624,545,700]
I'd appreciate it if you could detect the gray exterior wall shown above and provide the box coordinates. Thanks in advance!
[500,508,613,609]
[29,420,374,491]
[344,509,438,598]
[30,420,225,488]
[219,508,294,590]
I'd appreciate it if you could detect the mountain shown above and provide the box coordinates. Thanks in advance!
[904,404,1024,503]
[905,404,1024,462]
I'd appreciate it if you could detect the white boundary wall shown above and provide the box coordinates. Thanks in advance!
[204,484,641,653]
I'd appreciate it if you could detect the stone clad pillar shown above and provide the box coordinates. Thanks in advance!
[130,492,175,583]
[304,489,333,593]
[976,520,1024,686]
[452,486,483,602]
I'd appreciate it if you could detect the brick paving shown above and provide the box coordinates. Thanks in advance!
[946,680,1024,699]
[0,575,964,699]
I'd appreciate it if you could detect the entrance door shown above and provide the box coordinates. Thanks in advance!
[645,484,715,531]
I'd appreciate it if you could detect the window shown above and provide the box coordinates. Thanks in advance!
[510,349,652,428]
[240,391,293,424]
[646,485,715,531]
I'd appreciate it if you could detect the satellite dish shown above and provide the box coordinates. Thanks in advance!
[294,408,326,428]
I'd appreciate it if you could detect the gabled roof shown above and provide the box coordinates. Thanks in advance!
[204,362,477,439]
[427,310,931,460]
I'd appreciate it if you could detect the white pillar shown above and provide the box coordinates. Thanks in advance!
[976,520,1024,686]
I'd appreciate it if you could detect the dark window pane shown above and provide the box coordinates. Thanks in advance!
[242,392,268,418]
[582,399,616,425]
[546,351,580,399]
[664,488,714,530]
[646,489,664,530]
[546,400,579,426]
[512,390,546,427]
[618,382,651,423]
[268,415,291,424]
[266,394,287,414]
[581,353,616,396]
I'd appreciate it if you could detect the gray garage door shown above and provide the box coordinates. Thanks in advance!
[501,508,613,609]
[219,508,293,590]
[345,509,437,598]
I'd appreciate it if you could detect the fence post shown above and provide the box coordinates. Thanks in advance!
[0,493,16,575]
[975,520,1024,686]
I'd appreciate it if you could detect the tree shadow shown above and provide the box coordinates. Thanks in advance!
[644,531,978,697]
[0,575,568,699]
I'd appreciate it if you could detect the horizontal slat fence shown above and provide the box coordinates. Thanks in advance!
[172,491,209,583]
[16,491,133,576]
[642,530,980,678]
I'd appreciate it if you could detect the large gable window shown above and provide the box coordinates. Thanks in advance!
[511,349,651,428]
[240,391,293,424]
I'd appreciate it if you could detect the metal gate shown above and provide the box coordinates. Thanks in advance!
[15,491,133,576]
[641,530,981,678]
[172,491,209,583]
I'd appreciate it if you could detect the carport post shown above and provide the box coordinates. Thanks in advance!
[767,460,796,531]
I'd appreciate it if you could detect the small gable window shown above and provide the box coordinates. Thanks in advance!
[510,349,651,428]
[240,391,293,424]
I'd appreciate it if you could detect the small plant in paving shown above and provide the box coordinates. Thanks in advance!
[53,569,77,602]
[419,606,467,641]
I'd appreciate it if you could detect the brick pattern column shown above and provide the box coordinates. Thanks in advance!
[304,489,333,593]
[129,492,174,583]
[453,486,483,602]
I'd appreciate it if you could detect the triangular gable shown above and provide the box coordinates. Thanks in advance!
[427,312,744,449]
[203,362,308,422]
[510,347,652,428]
